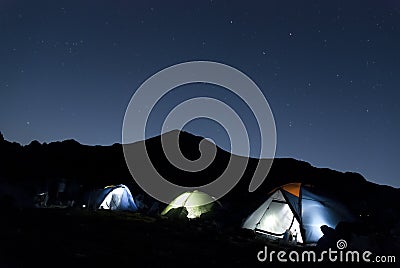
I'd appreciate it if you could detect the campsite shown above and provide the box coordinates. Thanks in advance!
[2,0,400,266]
[0,131,399,267]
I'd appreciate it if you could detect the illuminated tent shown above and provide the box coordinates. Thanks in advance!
[161,190,221,219]
[89,184,138,212]
[242,183,355,244]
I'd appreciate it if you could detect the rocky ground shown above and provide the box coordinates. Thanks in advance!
[0,209,266,267]
[1,209,398,268]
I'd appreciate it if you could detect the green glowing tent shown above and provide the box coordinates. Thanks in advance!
[161,190,221,219]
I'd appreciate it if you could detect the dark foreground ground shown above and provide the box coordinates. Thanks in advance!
[0,209,398,268]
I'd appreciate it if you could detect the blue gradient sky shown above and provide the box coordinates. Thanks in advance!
[0,0,399,187]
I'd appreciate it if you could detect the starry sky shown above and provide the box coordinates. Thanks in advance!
[1,0,399,187]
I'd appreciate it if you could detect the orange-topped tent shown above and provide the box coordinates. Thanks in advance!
[243,183,355,244]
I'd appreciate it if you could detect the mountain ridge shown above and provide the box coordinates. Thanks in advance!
[0,129,373,184]
[0,129,380,191]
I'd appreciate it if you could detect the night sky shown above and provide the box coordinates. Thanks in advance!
[1,1,399,187]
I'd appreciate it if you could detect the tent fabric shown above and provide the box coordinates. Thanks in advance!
[301,186,355,242]
[281,183,301,197]
[161,190,220,219]
[282,190,301,221]
[89,184,138,212]
[242,190,284,231]
[242,183,355,244]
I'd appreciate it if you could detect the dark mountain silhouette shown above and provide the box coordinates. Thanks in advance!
[0,130,399,228]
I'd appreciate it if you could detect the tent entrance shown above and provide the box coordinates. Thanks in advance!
[254,201,303,243]
[242,190,304,243]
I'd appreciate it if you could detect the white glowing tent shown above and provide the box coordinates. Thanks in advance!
[242,183,355,244]
[89,184,138,212]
